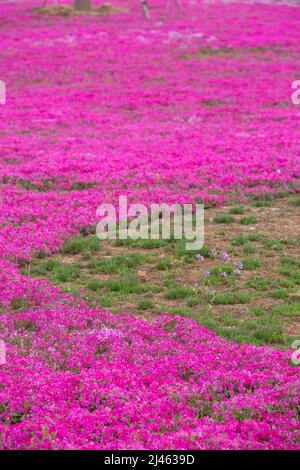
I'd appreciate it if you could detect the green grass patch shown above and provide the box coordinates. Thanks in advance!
[272,302,300,317]
[102,275,149,295]
[156,258,172,271]
[279,267,300,283]
[252,199,272,207]
[30,260,81,284]
[240,216,257,225]
[137,298,155,310]
[219,312,239,326]
[243,243,256,254]
[280,256,300,269]
[161,306,194,317]
[242,257,261,270]
[269,289,288,299]
[246,275,274,291]
[61,236,100,255]
[187,296,204,307]
[249,306,265,317]
[213,214,235,224]
[116,238,169,249]
[289,197,300,206]
[229,207,245,215]
[88,253,150,274]
[173,240,209,260]
[263,240,284,251]
[87,279,103,291]
[197,311,286,346]
[164,286,194,300]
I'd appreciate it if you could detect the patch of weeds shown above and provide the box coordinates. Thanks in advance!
[164,286,194,300]
[219,312,238,326]
[247,232,266,242]
[30,259,61,276]
[104,275,149,294]
[240,216,257,225]
[211,292,252,305]
[98,295,113,308]
[231,233,265,245]
[18,178,56,192]
[246,275,274,291]
[213,214,235,224]
[281,237,300,247]
[272,302,300,317]
[162,306,194,317]
[250,306,265,317]
[60,286,81,297]
[269,289,288,299]
[89,253,150,275]
[10,412,26,425]
[247,317,286,345]
[13,319,39,332]
[229,207,244,215]
[61,236,100,255]
[279,267,300,283]
[263,240,284,252]
[279,278,297,288]
[289,197,300,206]
[252,199,271,207]
[156,258,172,271]
[116,238,169,249]
[231,235,247,245]
[10,298,29,312]
[243,243,256,254]
[280,257,300,269]
[202,99,225,107]
[163,277,177,288]
[173,240,208,260]
[187,296,204,307]
[204,265,235,286]
[69,182,97,190]
[198,47,235,56]
[30,259,81,284]
[50,264,80,284]
[87,279,103,291]
[82,251,92,260]
[197,311,286,346]
[137,298,155,310]
[242,257,261,270]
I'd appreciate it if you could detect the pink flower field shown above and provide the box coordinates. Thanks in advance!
[0,0,299,450]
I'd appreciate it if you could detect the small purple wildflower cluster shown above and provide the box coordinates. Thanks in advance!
[196,250,244,279]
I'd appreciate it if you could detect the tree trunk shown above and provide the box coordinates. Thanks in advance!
[73,0,92,11]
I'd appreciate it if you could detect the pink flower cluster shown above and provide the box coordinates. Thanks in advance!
[0,262,299,449]
[0,0,299,449]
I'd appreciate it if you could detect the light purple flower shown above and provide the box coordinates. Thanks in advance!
[233,261,244,270]
[220,251,230,261]
[196,254,205,261]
